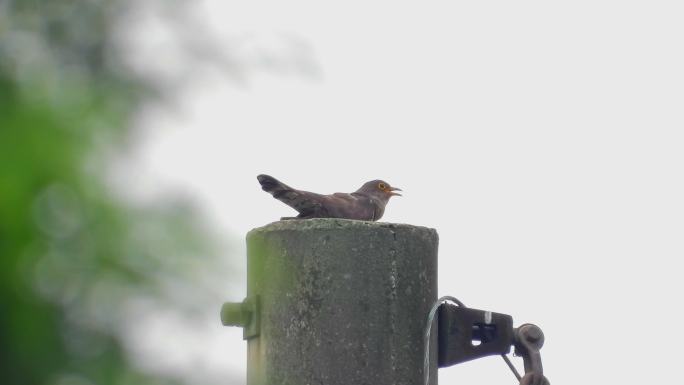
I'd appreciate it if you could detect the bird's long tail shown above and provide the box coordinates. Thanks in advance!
[257,174,296,201]
[257,174,323,219]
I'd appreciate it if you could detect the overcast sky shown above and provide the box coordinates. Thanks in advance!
[118,1,683,384]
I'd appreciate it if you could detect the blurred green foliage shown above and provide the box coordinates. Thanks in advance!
[1,1,221,384]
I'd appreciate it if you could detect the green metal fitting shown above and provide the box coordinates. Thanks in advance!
[221,295,260,339]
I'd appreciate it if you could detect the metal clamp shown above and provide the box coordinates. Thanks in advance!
[434,301,550,385]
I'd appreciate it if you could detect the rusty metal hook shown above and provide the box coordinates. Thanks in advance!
[513,324,550,385]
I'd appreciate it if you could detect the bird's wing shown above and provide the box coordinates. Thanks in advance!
[287,191,329,216]
[292,192,361,218]
[331,192,359,202]
[323,192,375,220]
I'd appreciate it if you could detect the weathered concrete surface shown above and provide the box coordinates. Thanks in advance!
[245,218,438,385]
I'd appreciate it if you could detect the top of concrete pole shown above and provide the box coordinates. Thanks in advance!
[248,218,437,238]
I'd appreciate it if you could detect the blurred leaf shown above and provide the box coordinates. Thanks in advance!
[0,1,228,384]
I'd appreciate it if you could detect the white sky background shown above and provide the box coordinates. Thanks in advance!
[117,1,684,384]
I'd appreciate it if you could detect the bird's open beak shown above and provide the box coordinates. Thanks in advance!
[389,187,402,197]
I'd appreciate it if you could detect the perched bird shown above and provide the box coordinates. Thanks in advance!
[257,174,402,221]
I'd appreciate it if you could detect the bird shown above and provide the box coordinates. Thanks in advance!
[257,174,402,221]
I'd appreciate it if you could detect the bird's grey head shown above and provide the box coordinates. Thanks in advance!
[355,180,402,203]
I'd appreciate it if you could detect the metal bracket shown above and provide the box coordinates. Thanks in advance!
[437,303,514,367]
[221,295,260,340]
[436,302,550,385]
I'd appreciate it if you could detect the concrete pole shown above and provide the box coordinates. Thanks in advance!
[222,218,438,385]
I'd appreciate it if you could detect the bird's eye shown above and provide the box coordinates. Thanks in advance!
[378,183,386,190]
